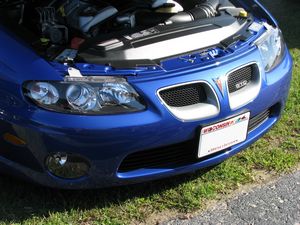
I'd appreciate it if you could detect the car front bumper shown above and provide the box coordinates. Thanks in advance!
[0,47,293,189]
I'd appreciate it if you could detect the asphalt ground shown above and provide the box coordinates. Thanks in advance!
[164,170,300,225]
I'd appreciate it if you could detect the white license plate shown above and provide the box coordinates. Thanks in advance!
[198,112,250,158]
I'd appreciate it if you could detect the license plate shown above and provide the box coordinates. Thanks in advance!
[198,112,250,158]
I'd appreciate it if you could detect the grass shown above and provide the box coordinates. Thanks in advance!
[0,0,299,224]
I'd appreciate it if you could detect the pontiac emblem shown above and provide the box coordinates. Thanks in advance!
[214,77,224,96]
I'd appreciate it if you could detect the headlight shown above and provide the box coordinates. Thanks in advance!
[255,26,285,72]
[23,77,146,114]
[29,82,59,105]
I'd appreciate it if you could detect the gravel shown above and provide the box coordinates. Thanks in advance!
[164,170,300,225]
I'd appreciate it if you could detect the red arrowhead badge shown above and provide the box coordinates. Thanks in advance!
[214,77,224,97]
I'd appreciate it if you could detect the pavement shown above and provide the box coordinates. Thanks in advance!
[164,170,300,225]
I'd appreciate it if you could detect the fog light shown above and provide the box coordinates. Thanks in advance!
[46,153,90,179]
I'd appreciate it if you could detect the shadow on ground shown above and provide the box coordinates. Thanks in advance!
[0,167,213,222]
[0,0,299,223]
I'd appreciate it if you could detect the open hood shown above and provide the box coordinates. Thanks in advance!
[0,0,256,68]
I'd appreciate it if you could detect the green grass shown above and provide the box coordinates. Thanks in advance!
[0,0,299,224]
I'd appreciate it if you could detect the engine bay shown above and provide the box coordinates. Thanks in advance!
[0,0,255,67]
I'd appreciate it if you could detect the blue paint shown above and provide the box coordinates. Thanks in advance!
[0,1,293,189]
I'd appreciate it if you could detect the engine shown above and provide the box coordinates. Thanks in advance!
[0,0,247,63]
[35,0,121,43]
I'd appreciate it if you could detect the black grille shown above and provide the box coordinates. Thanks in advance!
[159,83,207,107]
[248,109,271,132]
[118,140,198,173]
[118,109,271,173]
[228,65,254,93]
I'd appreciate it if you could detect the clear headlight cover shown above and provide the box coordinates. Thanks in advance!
[255,26,285,72]
[23,77,146,115]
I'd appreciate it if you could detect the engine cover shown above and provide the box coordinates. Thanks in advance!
[79,15,250,67]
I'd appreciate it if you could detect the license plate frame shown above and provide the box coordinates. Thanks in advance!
[198,112,250,158]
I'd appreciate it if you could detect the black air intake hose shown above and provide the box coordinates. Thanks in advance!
[166,0,220,24]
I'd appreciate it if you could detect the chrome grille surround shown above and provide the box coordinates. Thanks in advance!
[227,65,254,93]
[226,62,262,110]
[157,81,220,122]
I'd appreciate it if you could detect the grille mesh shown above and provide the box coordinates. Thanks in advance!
[159,83,207,107]
[228,65,254,93]
[118,109,271,173]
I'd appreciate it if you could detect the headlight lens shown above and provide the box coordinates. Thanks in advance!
[23,77,146,114]
[66,84,98,111]
[256,27,285,72]
[29,82,59,105]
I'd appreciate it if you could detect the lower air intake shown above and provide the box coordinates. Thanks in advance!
[118,108,272,173]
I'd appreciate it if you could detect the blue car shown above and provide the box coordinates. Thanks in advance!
[0,0,292,189]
